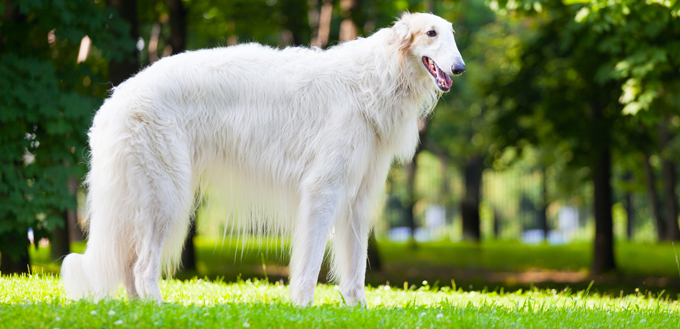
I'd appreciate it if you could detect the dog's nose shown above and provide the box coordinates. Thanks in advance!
[452,64,466,76]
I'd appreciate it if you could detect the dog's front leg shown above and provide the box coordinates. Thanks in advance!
[288,174,344,306]
[332,193,372,307]
[331,158,391,307]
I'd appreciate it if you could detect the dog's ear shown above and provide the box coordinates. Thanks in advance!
[392,20,412,52]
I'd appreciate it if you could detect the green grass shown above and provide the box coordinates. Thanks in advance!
[377,240,680,276]
[25,238,680,299]
[1,274,679,328]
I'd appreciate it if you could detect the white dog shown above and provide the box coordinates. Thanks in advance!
[61,12,465,306]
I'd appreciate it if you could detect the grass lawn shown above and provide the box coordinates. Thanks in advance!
[369,240,680,296]
[1,274,679,328]
[25,238,680,299]
[377,240,680,277]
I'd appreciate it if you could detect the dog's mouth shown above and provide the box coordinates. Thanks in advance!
[422,56,453,92]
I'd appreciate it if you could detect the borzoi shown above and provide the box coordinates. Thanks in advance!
[61,12,465,306]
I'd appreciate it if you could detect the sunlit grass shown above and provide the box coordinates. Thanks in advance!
[1,274,679,328]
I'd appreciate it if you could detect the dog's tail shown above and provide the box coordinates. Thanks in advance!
[61,99,136,301]
[61,232,129,301]
[61,252,118,300]
[60,181,132,301]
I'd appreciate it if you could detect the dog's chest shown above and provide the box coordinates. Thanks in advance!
[378,108,420,162]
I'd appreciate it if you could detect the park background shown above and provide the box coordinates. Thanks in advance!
[2,0,680,300]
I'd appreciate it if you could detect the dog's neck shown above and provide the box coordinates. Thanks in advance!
[351,30,439,160]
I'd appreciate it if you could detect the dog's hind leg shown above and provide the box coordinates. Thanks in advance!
[128,124,194,302]
[132,177,193,302]
[133,226,167,301]
[123,254,139,299]
[288,171,347,306]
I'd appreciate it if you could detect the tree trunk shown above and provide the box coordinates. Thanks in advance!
[281,0,310,45]
[180,214,197,271]
[339,0,359,42]
[0,234,30,274]
[624,172,634,240]
[366,231,381,272]
[168,0,187,55]
[538,166,549,241]
[592,146,615,273]
[67,207,83,242]
[661,161,680,240]
[404,150,420,246]
[107,0,138,87]
[493,209,501,238]
[51,175,79,261]
[50,210,71,262]
[591,100,616,274]
[461,155,482,242]
[438,154,455,226]
[659,121,680,241]
[312,0,333,47]
[307,0,320,44]
[644,153,666,240]
[625,192,634,240]
[67,177,83,242]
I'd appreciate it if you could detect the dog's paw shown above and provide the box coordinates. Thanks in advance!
[289,281,316,306]
[340,285,366,307]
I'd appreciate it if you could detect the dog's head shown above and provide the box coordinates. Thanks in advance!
[391,13,465,92]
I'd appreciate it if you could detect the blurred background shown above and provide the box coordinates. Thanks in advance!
[2,0,680,298]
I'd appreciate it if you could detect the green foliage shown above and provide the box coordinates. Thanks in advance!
[472,1,680,241]
[177,0,432,51]
[1,275,679,328]
[544,1,675,119]
[182,0,309,48]
[427,0,499,163]
[0,0,132,262]
[574,0,680,117]
[474,1,626,192]
[483,0,680,168]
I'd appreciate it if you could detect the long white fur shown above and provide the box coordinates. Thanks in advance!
[61,12,464,306]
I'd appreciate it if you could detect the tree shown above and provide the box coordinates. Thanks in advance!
[643,151,666,240]
[538,166,549,240]
[576,0,680,241]
[280,0,311,45]
[487,1,637,272]
[0,0,132,273]
[168,0,188,55]
[659,120,680,240]
[489,0,680,268]
[424,0,500,242]
[404,138,423,245]
[622,172,635,239]
[460,155,483,241]
[185,0,309,50]
[107,0,139,86]
[50,176,78,262]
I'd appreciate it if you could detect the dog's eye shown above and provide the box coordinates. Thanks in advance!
[426,30,437,37]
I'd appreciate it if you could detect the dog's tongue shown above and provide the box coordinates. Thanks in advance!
[436,67,453,89]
